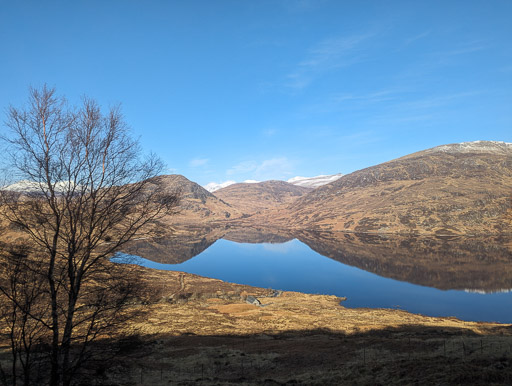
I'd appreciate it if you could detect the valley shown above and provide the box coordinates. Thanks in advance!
[3,140,512,384]
[154,141,512,237]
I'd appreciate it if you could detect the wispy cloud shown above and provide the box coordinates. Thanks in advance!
[301,88,403,115]
[263,128,277,137]
[227,157,294,180]
[285,32,375,90]
[164,167,178,175]
[403,30,431,46]
[189,158,209,167]
[226,160,258,175]
[397,91,481,110]
[366,91,482,127]
[338,130,382,146]
[283,0,327,12]
[438,40,487,57]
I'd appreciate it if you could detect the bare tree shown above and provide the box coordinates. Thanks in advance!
[0,85,179,386]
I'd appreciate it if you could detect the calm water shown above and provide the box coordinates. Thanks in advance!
[115,234,512,323]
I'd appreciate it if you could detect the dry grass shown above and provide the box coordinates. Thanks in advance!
[2,265,512,384]
[68,266,512,385]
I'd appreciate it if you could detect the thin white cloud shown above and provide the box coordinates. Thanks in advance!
[227,157,294,180]
[263,128,277,137]
[438,40,487,57]
[285,32,375,90]
[189,158,209,167]
[366,91,482,127]
[403,31,431,47]
[299,88,404,117]
[165,167,178,175]
[226,160,258,175]
[255,157,293,177]
[283,0,327,12]
[397,91,481,110]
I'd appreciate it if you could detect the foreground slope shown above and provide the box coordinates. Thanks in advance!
[214,180,311,215]
[252,141,512,235]
[92,266,512,385]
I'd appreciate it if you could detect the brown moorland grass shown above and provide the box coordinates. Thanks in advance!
[2,259,512,384]
[56,265,512,385]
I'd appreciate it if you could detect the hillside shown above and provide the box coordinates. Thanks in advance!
[287,173,343,188]
[247,141,512,235]
[148,175,242,224]
[214,180,311,215]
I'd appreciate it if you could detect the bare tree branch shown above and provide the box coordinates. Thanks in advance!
[0,85,179,386]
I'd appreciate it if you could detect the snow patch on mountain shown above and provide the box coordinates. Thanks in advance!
[2,180,44,193]
[204,180,236,192]
[2,180,80,194]
[204,179,262,192]
[287,174,343,188]
[426,141,512,155]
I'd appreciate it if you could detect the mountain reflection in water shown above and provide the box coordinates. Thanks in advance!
[119,226,512,322]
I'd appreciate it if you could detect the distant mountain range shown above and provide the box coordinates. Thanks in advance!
[2,180,77,194]
[204,173,343,192]
[4,141,512,235]
[247,141,512,235]
[214,180,311,215]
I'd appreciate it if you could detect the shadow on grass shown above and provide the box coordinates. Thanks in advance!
[71,324,512,385]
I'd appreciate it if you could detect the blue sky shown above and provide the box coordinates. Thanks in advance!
[1,0,511,186]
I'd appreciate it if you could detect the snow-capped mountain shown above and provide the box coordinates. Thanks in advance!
[2,180,44,193]
[425,141,512,155]
[204,180,236,193]
[204,179,261,192]
[2,180,79,194]
[287,174,343,189]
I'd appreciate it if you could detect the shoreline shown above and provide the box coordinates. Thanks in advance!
[133,265,512,336]
[96,265,512,384]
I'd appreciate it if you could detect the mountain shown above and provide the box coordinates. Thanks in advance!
[2,180,78,194]
[205,174,342,192]
[204,179,261,193]
[249,141,512,235]
[204,180,236,192]
[214,180,311,215]
[148,175,242,224]
[3,180,45,193]
[287,173,343,188]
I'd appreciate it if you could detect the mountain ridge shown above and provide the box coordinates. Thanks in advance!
[214,180,311,215]
[241,141,512,235]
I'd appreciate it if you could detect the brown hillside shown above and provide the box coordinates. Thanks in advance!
[214,180,311,215]
[250,142,512,235]
[149,175,243,224]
